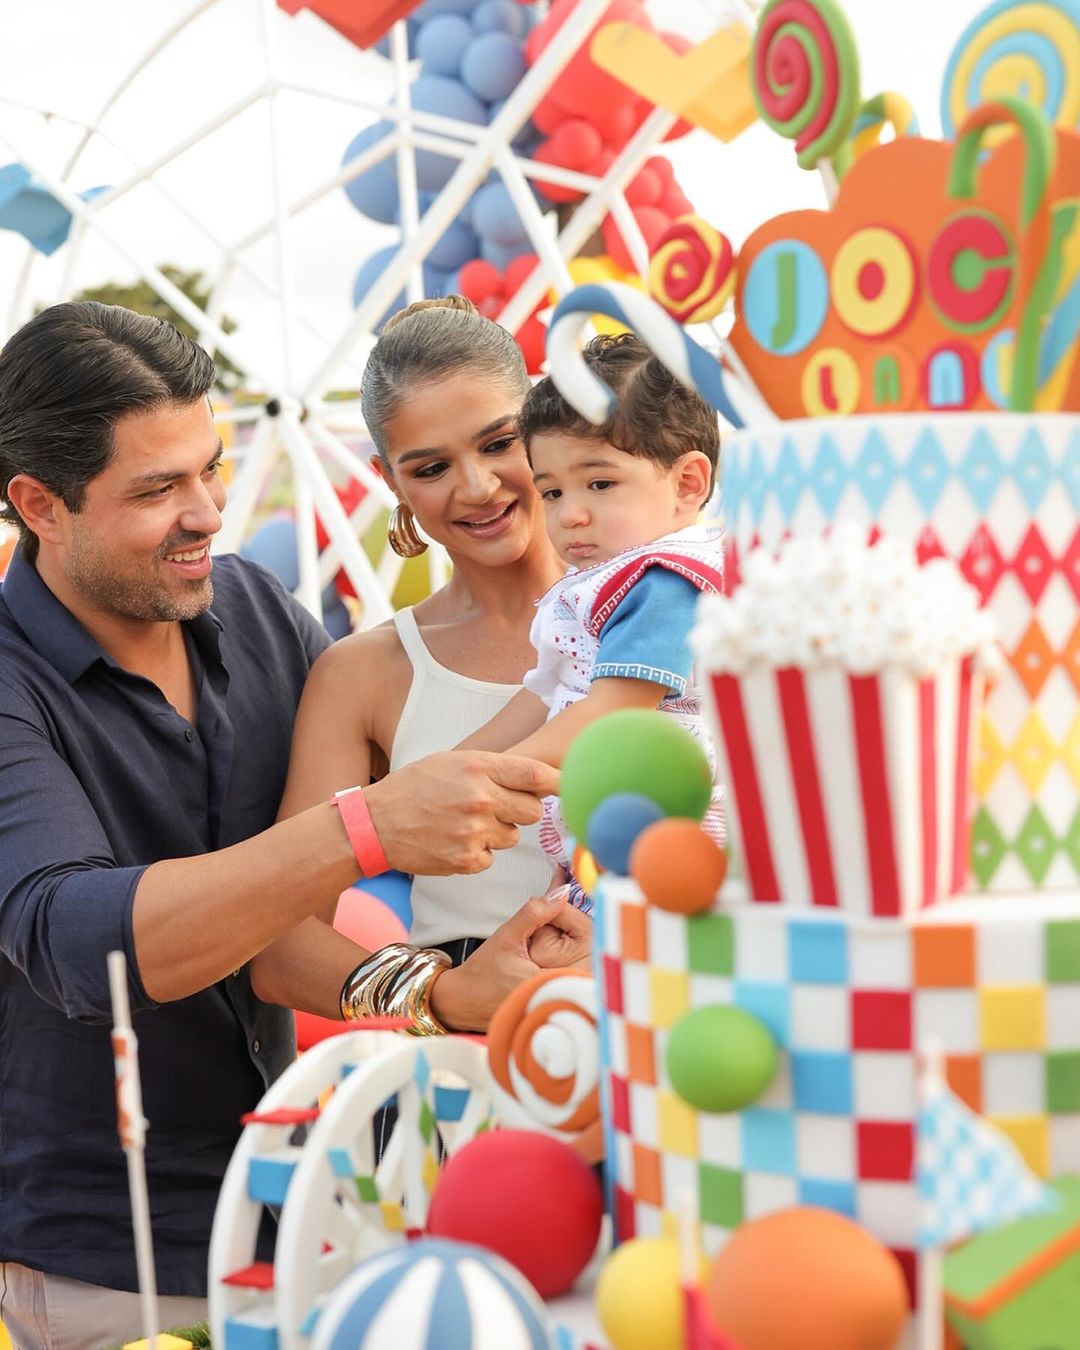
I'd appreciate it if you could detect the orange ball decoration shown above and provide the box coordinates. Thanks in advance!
[706,1207,910,1350]
[629,818,727,914]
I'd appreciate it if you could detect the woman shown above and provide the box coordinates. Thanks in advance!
[251,297,588,1033]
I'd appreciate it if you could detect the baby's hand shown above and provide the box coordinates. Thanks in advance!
[528,885,592,970]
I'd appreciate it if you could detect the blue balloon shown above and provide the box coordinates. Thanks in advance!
[353,870,413,931]
[473,0,526,37]
[240,515,298,591]
[416,13,474,77]
[587,792,666,875]
[351,244,456,327]
[341,122,398,225]
[472,180,529,248]
[427,215,479,270]
[410,75,488,192]
[461,31,527,103]
[413,0,475,20]
[479,236,527,271]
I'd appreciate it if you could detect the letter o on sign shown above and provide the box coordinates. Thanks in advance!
[831,226,919,338]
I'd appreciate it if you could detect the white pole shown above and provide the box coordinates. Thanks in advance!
[918,1039,946,1350]
[390,19,424,306]
[107,951,160,1350]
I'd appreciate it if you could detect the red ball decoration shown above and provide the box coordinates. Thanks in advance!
[548,118,604,170]
[426,1130,603,1298]
[504,251,541,297]
[514,314,547,375]
[602,205,670,273]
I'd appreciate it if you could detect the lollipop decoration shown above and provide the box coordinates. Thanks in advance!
[834,91,921,176]
[649,215,737,325]
[547,281,746,429]
[941,0,1080,143]
[751,0,862,171]
[486,968,603,1163]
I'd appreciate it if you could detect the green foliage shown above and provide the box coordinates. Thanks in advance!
[73,267,243,392]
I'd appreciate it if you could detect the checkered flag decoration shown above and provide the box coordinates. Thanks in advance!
[917,1074,1060,1248]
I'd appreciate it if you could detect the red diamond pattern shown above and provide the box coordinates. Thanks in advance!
[960,526,1006,604]
[1012,524,1055,605]
[914,527,946,565]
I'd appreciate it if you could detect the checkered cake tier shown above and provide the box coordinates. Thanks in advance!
[595,877,1080,1311]
[713,413,1080,892]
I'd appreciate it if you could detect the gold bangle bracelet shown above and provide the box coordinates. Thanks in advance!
[340,943,452,1035]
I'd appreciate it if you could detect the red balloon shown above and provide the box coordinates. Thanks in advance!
[602,204,670,273]
[531,0,650,120]
[590,99,638,146]
[650,154,675,188]
[625,165,662,207]
[548,118,604,170]
[659,185,694,218]
[458,258,503,305]
[504,251,541,298]
[478,294,504,320]
[531,139,585,204]
[427,1131,603,1298]
[294,886,408,1050]
[531,93,566,136]
[514,314,547,374]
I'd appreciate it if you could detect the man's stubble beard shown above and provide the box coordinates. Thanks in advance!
[68,527,214,623]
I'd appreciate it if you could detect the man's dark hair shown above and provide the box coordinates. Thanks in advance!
[0,301,217,561]
[518,332,720,492]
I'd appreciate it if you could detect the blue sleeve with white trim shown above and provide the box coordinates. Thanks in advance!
[592,567,701,695]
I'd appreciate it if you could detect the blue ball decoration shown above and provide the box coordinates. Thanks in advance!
[341,122,399,224]
[472,181,528,247]
[311,1238,554,1350]
[416,13,474,77]
[413,0,476,20]
[473,0,527,37]
[351,246,453,328]
[586,792,666,876]
[479,237,527,271]
[460,31,527,103]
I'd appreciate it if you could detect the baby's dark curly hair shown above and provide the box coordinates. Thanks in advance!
[517,332,720,492]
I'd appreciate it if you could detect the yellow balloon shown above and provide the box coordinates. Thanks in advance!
[0,1320,13,1350]
[596,1237,695,1350]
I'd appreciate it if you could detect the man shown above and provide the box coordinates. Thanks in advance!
[0,303,578,1348]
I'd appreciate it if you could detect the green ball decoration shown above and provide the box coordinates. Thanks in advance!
[559,710,713,843]
[666,1005,778,1113]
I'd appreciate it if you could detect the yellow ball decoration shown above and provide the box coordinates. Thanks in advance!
[596,1237,697,1350]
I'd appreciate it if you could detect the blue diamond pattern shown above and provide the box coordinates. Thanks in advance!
[720,451,741,526]
[1061,426,1080,513]
[807,432,846,518]
[1011,429,1053,511]
[959,428,1005,513]
[853,428,898,513]
[745,442,768,525]
[907,427,949,513]
[774,437,807,520]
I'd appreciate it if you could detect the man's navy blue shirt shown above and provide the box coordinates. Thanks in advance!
[0,545,331,1294]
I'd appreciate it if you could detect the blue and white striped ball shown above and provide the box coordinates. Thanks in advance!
[311,1237,555,1350]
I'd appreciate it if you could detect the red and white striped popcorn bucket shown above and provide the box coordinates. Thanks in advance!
[703,657,982,915]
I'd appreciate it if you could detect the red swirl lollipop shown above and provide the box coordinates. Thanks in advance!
[649,215,736,325]
[752,0,861,170]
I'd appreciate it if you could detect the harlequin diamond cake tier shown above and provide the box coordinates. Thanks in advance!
[595,877,1080,1319]
[713,413,1080,892]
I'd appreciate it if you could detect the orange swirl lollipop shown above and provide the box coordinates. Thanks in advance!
[649,215,736,324]
[486,969,602,1164]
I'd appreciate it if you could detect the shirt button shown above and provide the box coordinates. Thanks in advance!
[252,1039,261,1055]
[184,728,194,742]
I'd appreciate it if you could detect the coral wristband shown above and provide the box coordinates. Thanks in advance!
[334,787,390,878]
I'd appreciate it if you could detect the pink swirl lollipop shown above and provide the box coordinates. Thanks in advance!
[752,0,861,170]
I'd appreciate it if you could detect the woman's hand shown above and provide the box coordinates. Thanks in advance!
[528,886,592,970]
[428,888,593,1032]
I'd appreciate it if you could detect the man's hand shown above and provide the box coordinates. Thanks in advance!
[362,751,558,877]
[528,885,593,970]
[429,888,591,1032]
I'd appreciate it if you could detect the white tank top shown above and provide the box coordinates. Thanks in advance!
[389,607,555,947]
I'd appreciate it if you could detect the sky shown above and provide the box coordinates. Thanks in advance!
[0,0,988,395]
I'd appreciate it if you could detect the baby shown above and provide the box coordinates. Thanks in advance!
[463,332,726,906]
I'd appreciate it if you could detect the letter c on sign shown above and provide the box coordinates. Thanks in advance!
[927,208,1016,334]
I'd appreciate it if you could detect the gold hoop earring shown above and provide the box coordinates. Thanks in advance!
[387,504,427,558]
